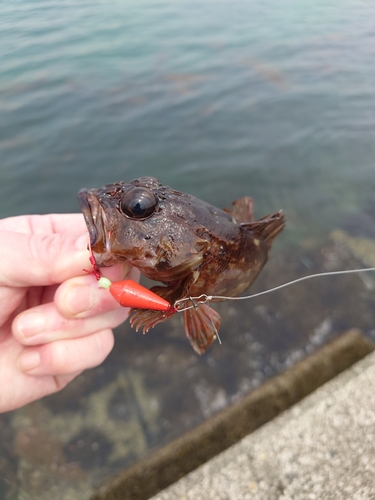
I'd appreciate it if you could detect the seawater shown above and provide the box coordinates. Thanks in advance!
[1,0,375,242]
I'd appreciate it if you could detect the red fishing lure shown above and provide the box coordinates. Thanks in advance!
[85,248,174,311]
[99,277,174,312]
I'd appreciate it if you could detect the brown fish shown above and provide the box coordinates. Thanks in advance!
[78,177,285,354]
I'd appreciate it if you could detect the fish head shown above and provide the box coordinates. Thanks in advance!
[77,177,208,281]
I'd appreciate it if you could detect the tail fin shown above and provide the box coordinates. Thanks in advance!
[241,210,285,248]
[183,304,221,354]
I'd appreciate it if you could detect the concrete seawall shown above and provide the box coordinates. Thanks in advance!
[92,329,374,500]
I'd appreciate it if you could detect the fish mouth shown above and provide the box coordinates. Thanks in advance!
[77,189,108,259]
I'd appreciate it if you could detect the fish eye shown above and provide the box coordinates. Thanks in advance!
[120,188,157,219]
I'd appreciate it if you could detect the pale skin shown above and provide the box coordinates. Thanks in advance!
[0,213,139,413]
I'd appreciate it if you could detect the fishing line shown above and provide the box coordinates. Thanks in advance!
[174,267,375,312]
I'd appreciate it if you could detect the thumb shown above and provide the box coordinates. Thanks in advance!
[0,231,91,287]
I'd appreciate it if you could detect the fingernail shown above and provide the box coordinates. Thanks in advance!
[17,312,45,337]
[18,350,41,371]
[64,285,96,316]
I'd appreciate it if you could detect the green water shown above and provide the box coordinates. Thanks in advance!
[1,1,375,497]
[2,1,375,241]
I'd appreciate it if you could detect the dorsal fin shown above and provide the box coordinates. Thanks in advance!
[223,196,253,223]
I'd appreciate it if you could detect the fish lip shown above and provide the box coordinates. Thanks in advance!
[77,189,106,250]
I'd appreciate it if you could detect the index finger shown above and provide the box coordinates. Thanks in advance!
[0,213,87,235]
[0,230,90,287]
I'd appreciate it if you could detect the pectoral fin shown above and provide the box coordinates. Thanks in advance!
[128,285,178,333]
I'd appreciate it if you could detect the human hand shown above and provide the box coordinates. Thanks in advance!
[0,213,139,413]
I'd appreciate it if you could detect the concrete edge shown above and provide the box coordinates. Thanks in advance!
[91,329,374,500]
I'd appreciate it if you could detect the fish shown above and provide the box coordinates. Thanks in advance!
[78,177,285,354]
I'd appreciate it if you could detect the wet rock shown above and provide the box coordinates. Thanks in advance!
[64,428,113,470]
